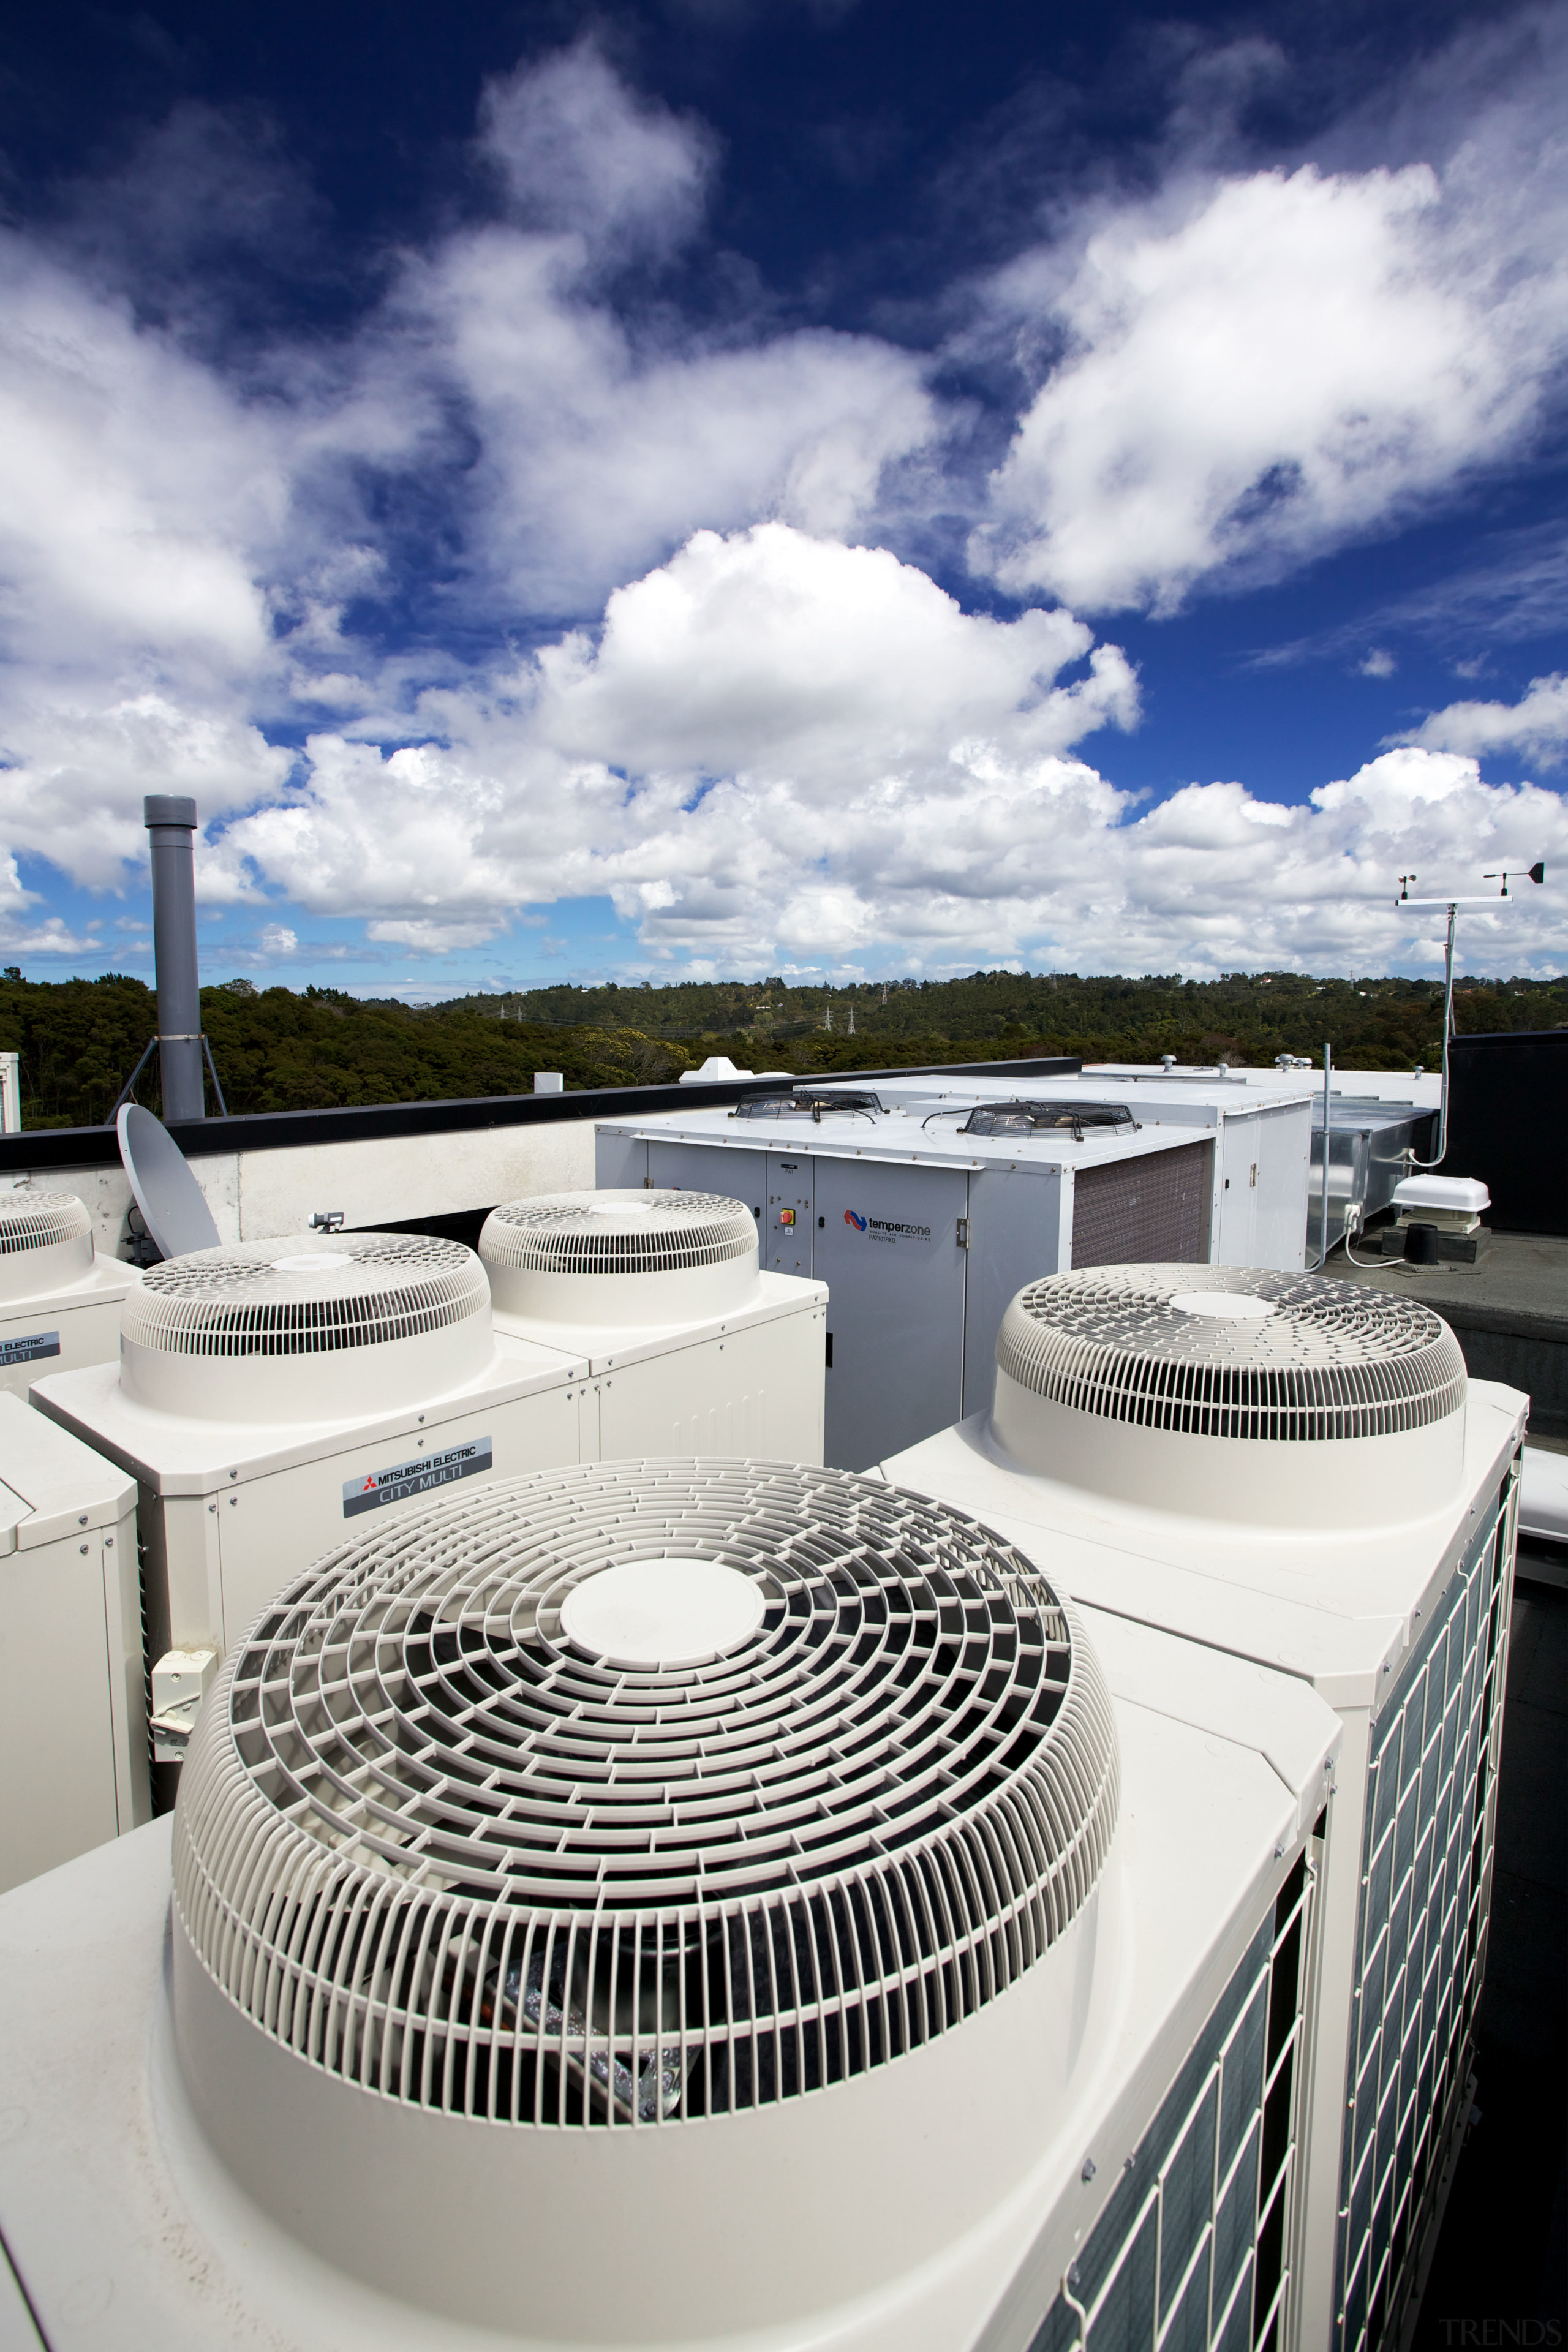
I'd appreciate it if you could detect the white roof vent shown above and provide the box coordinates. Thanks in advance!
[992,1263,1468,1529]
[0,1188,93,1301]
[121,1232,492,1422]
[170,1461,1118,2329]
[480,1189,760,1324]
[1392,1174,1490,1216]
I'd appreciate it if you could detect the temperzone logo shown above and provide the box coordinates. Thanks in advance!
[843,1210,930,1243]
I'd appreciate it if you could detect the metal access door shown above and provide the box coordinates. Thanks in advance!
[647,1140,769,1227]
[810,1157,968,1472]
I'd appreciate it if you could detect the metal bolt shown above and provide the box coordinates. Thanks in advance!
[79,1544,88,1555]
[229,1469,237,1480]
[1081,2158,1096,2182]
[105,1537,113,1548]
[78,1515,87,1526]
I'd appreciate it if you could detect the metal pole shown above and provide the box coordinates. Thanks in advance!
[1311,1039,1333,1270]
[0,1051,18,1133]
[143,794,206,1122]
[1409,901,1455,1172]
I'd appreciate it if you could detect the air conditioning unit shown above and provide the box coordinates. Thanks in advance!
[478,1189,827,1463]
[0,1392,146,1893]
[0,1459,1343,2352]
[596,1080,1311,1472]
[0,1182,138,1395]
[880,1262,1526,2352]
[30,1233,591,1753]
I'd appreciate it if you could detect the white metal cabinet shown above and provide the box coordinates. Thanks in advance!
[811,1156,968,1469]
[0,1395,146,1891]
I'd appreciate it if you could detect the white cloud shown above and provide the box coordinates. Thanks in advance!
[202,524,1567,978]
[2,692,293,891]
[0,236,288,675]
[478,43,715,258]
[1360,649,1396,679]
[1396,671,1568,764]
[972,116,1568,611]
[258,923,298,957]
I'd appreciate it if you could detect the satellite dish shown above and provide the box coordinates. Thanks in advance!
[116,1103,221,1261]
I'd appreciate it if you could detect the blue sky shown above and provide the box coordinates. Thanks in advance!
[1,0,1566,997]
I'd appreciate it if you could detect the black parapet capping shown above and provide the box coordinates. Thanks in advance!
[1445,1030,1568,1236]
[0,1056,1082,1175]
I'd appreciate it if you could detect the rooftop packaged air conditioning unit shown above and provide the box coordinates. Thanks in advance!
[880,1263,1525,2352]
[595,1079,1310,1471]
[30,1232,591,1770]
[0,1458,1341,2352]
[0,1392,146,1893]
[0,1182,139,1395]
[478,1189,826,1463]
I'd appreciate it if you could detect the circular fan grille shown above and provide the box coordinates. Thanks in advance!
[481,1190,755,1277]
[174,1461,1119,2131]
[125,1234,488,1359]
[0,1188,91,1256]
[998,1265,1466,1442]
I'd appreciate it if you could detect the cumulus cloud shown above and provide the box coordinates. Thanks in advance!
[970,9,1568,617]
[2,30,1566,986]
[1395,672,1568,764]
[202,525,1567,978]
[206,524,1139,950]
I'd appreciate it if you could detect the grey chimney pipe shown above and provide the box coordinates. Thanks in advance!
[143,794,206,1122]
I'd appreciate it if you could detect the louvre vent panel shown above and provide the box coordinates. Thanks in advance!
[1025,1854,1315,2352]
[999,1267,1466,1442]
[481,1191,755,1277]
[1070,1143,1212,1270]
[0,1190,91,1255]
[1332,1465,1517,2352]
[173,1460,1120,2130]
[123,1235,488,1359]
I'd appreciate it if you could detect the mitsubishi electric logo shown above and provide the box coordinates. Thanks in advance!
[843,1210,930,1244]
[343,1436,494,1518]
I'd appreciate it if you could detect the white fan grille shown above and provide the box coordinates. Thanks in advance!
[998,1267,1466,1442]
[125,1235,487,1360]
[481,1191,755,1276]
[0,1189,90,1256]
[173,1461,1119,2130]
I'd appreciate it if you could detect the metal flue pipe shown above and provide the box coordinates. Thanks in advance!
[143,794,206,1122]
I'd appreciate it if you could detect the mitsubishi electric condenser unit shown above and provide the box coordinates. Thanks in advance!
[479,1189,827,1463]
[30,1232,590,1749]
[595,1082,1308,1471]
[0,1457,1341,2352]
[0,1392,146,1894]
[0,1181,138,1395]
[881,1263,1525,2352]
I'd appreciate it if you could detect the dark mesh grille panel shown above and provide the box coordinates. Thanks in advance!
[1025,1852,1315,2352]
[1332,1460,1518,2352]
[1071,1145,1213,1270]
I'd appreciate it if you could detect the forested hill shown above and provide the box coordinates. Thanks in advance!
[1,967,1562,1129]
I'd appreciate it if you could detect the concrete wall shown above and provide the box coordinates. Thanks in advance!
[13,1118,600,1257]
